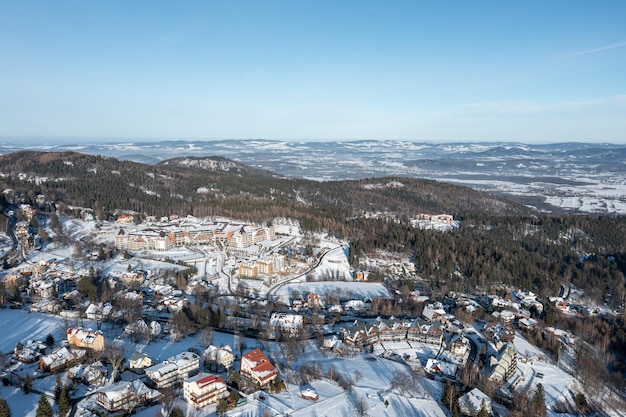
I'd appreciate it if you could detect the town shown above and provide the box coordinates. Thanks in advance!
[0,203,623,417]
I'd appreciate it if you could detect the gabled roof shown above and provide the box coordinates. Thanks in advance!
[241,348,277,380]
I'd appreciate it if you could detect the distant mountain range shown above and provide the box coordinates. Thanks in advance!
[1,140,625,214]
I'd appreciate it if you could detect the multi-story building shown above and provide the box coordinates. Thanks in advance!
[145,351,200,388]
[407,320,444,345]
[239,263,258,279]
[376,319,409,342]
[269,313,304,338]
[183,373,228,409]
[340,322,379,348]
[240,349,279,388]
[487,342,518,383]
[97,380,160,413]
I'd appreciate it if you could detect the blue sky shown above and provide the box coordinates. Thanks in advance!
[1,1,625,143]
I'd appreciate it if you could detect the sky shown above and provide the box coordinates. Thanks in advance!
[1,1,625,143]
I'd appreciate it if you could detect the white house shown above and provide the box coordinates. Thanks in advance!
[145,351,200,388]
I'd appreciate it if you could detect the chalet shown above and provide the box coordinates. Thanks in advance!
[291,298,307,311]
[483,322,515,343]
[203,345,234,372]
[145,351,200,388]
[240,348,279,388]
[129,352,153,371]
[70,361,107,385]
[425,358,458,378]
[517,317,537,330]
[66,328,105,352]
[458,388,492,416]
[449,334,470,358]
[116,214,134,224]
[39,347,86,373]
[422,303,446,322]
[183,373,228,409]
[97,380,160,413]
[85,303,113,321]
[306,293,324,310]
[550,297,570,312]
[15,340,47,363]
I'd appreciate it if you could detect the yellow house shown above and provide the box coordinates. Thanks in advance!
[66,328,105,352]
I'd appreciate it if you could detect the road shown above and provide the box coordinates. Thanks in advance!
[265,243,348,302]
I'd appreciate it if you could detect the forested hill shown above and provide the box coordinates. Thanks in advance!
[0,151,531,225]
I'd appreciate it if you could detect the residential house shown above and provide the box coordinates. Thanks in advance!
[306,293,324,310]
[145,351,200,388]
[66,328,105,352]
[85,303,113,321]
[203,345,234,372]
[38,347,87,373]
[69,361,107,385]
[15,340,47,363]
[240,348,279,389]
[129,352,153,371]
[422,303,446,322]
[425,358,458,378]
[183,373,228,409]
[449,334,470,358]
[458,388,492,416]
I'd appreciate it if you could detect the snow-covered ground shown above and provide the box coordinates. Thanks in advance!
[0,308,447,417]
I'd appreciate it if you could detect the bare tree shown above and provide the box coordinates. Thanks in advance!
[354,370,363,385]
[159,387,178,417]
[390,370,411,396]
[199,327,214,348]
[107,342,126,384]
[354,394,369,417]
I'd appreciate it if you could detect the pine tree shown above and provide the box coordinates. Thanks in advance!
[477,399,489,417]
[22,375,32,394]
[35,395,53,417]
[170,408,184,417]
[0,398,11,417]
[53,375,62,402]
[532,383,547,417]
[58,386,70,417]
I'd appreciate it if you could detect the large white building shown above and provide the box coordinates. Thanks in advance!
[145,351,200,388]
[183,373,228,409]
[269,313,304,338]
[115,221,276,252]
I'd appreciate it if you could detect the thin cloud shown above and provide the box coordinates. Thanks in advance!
[457,95,626,116]
[560,41,626,60]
